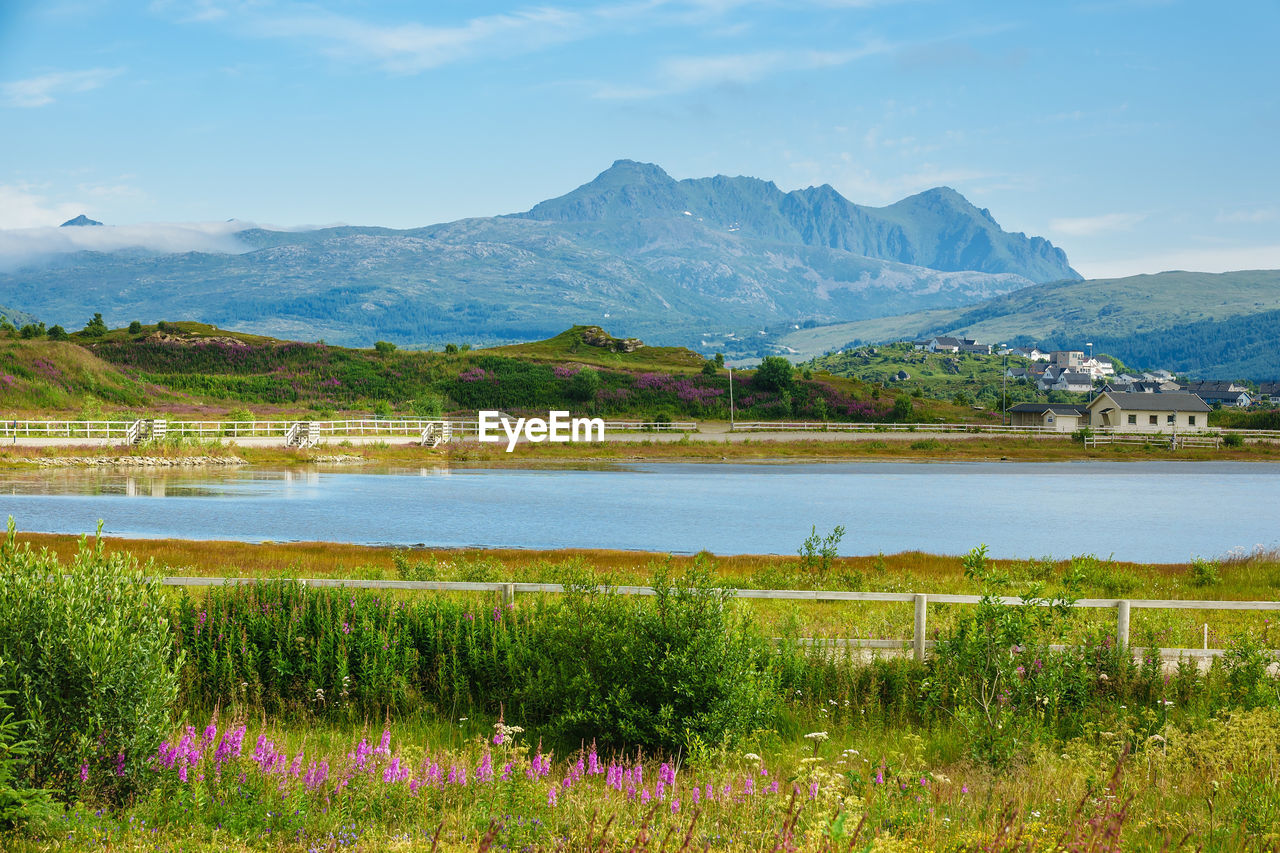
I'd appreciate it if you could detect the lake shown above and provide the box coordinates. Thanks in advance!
[1,461,1275,562]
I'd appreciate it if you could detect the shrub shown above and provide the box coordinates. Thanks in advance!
[81,313,108,337]
[701,359,717,376]
[752,356,793,392]
[374,340,396,354]
[0,682,55,832]
[568,367,601,402]
[45,325,68,341]
[0,521,181,801]
[1189,557,1222,588]
[127,321,143,334]
[1223,432,1243,448]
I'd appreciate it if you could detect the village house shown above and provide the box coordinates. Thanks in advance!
[1006,402,1089,432]
[1256,382,1280,405]
[1038,366,1094,393]
[1001,345,1049,361]
[1086,391,1211,432]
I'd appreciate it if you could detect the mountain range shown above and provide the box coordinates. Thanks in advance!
[0,161,1076,349]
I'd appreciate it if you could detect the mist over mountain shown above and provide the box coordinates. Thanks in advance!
[0,162,1077,350]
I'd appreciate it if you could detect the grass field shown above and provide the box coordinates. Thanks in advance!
[4,532,1280,850]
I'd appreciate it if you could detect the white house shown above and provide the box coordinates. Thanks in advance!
[1007,402,1089,432]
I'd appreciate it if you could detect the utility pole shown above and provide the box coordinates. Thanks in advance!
[999,344,1008,425]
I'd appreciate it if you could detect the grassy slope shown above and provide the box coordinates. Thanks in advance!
[780,269,1280,367]
[806,341,1065,408]
[6,321,994,424]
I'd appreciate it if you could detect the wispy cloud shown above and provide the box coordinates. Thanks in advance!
[0,185,86,229]
[1049,212,1145,237]
[1,67,122,107]
[0,217,256,272]
[1215,207,1278,225]
[595,42,892,98]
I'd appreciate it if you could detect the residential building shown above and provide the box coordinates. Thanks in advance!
[1193,389,1253,408]
[1038,366,1094,393]
[1086,391,1211,432]
[1050,350,1084,368]
[1256,382,1280,405]
[1007,402,1089,432]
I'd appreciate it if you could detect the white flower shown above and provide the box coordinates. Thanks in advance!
[804,731,829,741]
[742,753,762,762]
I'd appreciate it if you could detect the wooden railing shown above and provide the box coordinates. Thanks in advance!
[160,576,1280,663]
[730,422,1057,434]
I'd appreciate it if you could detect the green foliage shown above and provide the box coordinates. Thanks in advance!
[18,323,45,340]
[1189,557,1223,588]
[753,356,793,392]
[0,520,181,801]
[372,399,393,418]
[1222,432,1244,448]
[45,325,68,341]
[568,367,601,402]
[891,395,913,421]
[373,340,396,354]
[444,343,459,355]
[798,525,845,581]
[410,394,445,418]
[127,321,143,335]
[81,313,108,337]
[700,359,717,376]
[0,683,55,832]
[174,564,780,751]
[714,352,725,368]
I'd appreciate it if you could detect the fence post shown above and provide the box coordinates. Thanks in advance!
[913,594,928,662]
[1116,600,1131,648]
[501,583,515,608]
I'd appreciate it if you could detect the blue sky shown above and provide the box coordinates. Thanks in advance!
[1,0,1277,278]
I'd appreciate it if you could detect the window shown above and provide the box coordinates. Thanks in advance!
[1167,414,1176,425]
[1189,415,1196,426]
[1149,415,1158,425]
[1128,414,1137,425]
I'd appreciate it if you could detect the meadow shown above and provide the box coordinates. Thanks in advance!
[3,528,1280,850]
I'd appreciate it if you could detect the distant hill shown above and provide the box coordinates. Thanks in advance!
[780,270,1280,377]
[60,214,103,227]
[0,161,1076,351]
[0,303,39,327]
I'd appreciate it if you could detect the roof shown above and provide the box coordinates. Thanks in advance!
[1089,392,1212,412]
[1194,390,1251,402]
[1008,403,1088,415]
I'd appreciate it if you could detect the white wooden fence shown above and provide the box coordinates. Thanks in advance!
[0,418,696,445]
[160,576,1280,663]
[730,422,1057,434]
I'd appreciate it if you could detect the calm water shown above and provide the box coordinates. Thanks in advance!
[0,462,1276,562]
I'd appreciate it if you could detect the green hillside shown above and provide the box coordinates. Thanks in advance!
[780,270,1280,377]
[2,321,977,424]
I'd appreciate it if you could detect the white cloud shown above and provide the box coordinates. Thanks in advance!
[595,42,892,98]
[1048,212,1145,237]
[1,67,122,108]
[1073,245,1280,280]
[0,219,255,272]
[1215,207,1278,225]
[0,185,87,229]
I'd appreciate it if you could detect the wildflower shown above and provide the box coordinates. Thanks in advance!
[376,728,392,756]
[115,752,126,777]
[808,781,819,798]
[768,780,779,794]
[548,786,558,806]
[641,788,652,804]
[342,622,351,634]
[745,778,755,796]
[803,731,829,741]
[874,771,884,785]
[671,798,681,813]
[961,785,969,794]
[80,763,89,783]
[742,753,762,762]
[476,753,494,782]
[691,787,701,804]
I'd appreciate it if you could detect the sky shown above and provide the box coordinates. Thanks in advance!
[1,0,1277,279]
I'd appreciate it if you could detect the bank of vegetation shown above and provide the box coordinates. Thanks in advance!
[3,527,1280,849]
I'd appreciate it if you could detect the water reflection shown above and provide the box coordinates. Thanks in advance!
[0,461,1275,562]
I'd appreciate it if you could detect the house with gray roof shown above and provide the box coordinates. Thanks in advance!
[1086,391,1211,432]
[1007,402,1089,432]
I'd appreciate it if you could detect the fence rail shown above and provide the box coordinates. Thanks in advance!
[160,576,1280,662]
[0,418,697,444]
[730,421,1059,434]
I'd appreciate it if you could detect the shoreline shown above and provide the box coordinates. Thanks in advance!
[3,433,1278,467]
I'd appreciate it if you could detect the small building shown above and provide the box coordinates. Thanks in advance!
[1193,389,1253,408]
[1038,367,1094,393]
[1256,382,1280,405]
[1087,391,1211,432]
[1007,402,1088,432]
[959,342,992,355]
[1050,350,1085,368]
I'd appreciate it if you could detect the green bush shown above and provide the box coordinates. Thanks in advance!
[568,367,601,402]
[0,682,55,832]
[752,356,793,392]
[1189,557,1222,588]
[1223,432,1243,448]
[0,521,181,801]
[81,313,108,337]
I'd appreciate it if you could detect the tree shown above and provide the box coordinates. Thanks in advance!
[714,353,725,368]
[18,323,45,339]
[569,368,601,402]
[444,343,459,355]
[81,313,108,337]
[46,326,68,341]
[374,340,397,355]
[700,359,717,376]
[753,356,793,391]
[892,396,914,422]
[128,321,143,334]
